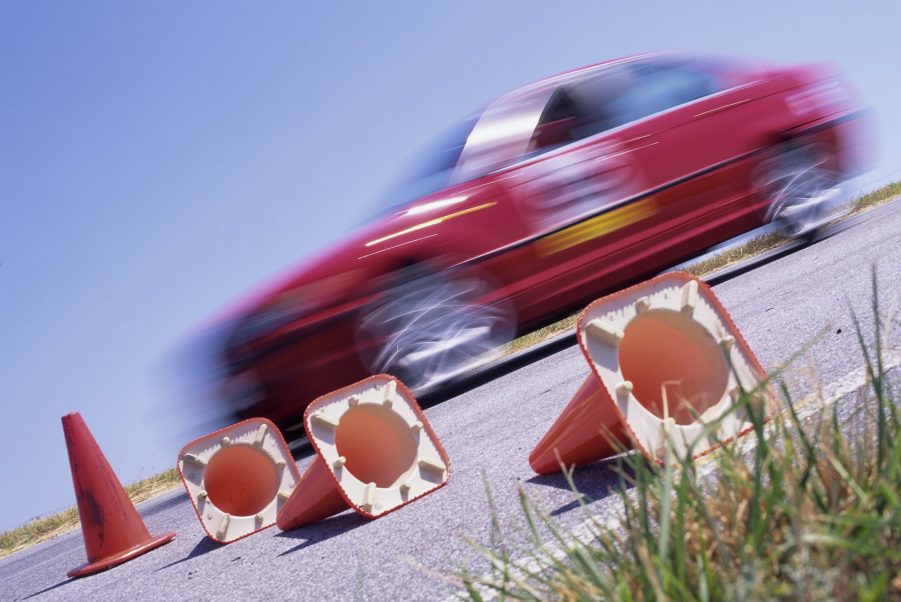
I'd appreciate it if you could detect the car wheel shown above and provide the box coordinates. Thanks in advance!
[757,144,845,240]
[355,270,516,390]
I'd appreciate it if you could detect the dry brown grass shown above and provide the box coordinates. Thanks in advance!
[0,468,181,559]
[681,232,789,278]
[502,313,580,356]
[851,181,901,214]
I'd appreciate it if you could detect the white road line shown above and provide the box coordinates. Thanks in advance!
[795,350,901,419]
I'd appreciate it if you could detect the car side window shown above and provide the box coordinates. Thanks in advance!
[527,67,634,155]
[609,62,720,125]
[528,89,583,154]
[524,59,724,160]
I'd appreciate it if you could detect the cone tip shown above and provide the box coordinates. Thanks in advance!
[61,412,87,434]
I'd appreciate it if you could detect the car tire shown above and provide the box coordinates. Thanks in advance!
[355,269,516,390]
[757,143,845,241]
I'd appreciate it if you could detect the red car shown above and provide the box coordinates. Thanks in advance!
[198,51,869,426]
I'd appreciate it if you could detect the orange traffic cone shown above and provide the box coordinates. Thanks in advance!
[529,377,631,474]
[275,457,349,529]
[529,272,773,475]
[62,412,175,578]
[277,375,450,531]
[177,418,300,543]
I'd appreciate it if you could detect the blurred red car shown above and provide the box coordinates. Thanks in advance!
[198,51,869,426]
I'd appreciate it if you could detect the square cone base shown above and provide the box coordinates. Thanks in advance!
[529,272,774,474]
[277,375,451,531]
[178,417,300,543]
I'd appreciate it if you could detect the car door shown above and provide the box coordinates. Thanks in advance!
[624,58,775,247]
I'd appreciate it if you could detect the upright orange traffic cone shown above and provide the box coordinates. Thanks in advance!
[529,272,773,475]
[277,375,450,531]
[62,412,175,578]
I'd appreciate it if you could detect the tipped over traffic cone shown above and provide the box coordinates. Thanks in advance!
[177,418,300,543]
[529,272,773,475]
[62,412,175,578]
[277,375,450,531]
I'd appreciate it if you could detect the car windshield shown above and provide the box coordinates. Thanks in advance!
[368,114,479,218]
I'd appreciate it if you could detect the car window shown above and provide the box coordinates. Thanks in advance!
[453,85,558,183]
[525,66,632,156]
[523,59,722,158]
[609,61,720,124]
[383,56,728,203]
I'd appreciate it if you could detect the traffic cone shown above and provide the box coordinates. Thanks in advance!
[62,412,175,578]
[529,272,773,475]
[277,375,450,531]
[177,418,300,543]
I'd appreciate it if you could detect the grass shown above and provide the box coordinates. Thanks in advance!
[502,314,581,356]
[681,232,788,279]
[460,269,900,601]
[851,181,901,214]
[0,468,182,560]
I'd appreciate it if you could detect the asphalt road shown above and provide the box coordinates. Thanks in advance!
[2,201,900,602]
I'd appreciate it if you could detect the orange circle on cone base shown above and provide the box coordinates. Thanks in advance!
[204,445,280,516]
[619,309,728,425]
[335,404,417,487]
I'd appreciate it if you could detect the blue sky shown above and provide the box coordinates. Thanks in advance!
[2,2,900,531]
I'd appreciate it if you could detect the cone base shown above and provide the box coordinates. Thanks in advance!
[67,532,176,578]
